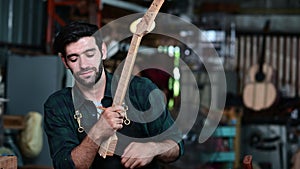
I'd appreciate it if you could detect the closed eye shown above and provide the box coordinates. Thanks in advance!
[67,55,78,62]
[85,49,96,58]
[86,52,95,58]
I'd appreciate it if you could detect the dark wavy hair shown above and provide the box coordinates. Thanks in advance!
[53,21,103,57]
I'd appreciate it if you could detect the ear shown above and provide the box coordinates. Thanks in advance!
[59,53,69,69]
[101,43,107,60]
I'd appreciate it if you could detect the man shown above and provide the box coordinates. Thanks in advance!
[44,21,183,169]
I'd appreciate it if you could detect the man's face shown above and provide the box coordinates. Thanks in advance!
[63,36,104,88]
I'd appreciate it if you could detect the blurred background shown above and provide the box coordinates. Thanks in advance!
[0,0,300,169]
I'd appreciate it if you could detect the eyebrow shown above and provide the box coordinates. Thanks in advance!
[66,48,97,59]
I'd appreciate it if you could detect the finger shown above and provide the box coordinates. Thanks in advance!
[117,123,123,129]
[116,112,126,119]
[121,145,133,165]
[122,157,136,169]
[105,106,125,118]
[104,114,123,129]
[114,118,123,125]
[104,111,122,120]
[122,142,134,158]
[112,123,123,130]
[101,108,115,118]
[104,106,123,114]
[129,159,142,169]
[121,156,129,166]
[119,111,126,118]
[112,105,125,112]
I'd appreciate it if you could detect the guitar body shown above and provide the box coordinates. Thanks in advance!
[243,81,277,111]
[242,20,277,111]
[247,63,273,82]
[243,63,277,111]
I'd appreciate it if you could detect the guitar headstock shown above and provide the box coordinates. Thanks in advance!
[134,0,164,36]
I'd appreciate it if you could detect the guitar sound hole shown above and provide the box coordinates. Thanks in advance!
[255,72,265,82]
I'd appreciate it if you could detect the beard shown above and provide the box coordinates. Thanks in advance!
[73,61,104,88]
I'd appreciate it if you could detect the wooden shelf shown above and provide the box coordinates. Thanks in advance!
[3,115,25,130]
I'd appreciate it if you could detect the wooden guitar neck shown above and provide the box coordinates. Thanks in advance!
[98,0,164,158]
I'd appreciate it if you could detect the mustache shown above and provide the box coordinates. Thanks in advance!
[77,67,97,75]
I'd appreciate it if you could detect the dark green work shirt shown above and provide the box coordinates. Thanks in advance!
[44,71,184,169]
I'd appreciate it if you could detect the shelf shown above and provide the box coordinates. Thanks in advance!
[201,151,235,162]
[213,126,236,137]
[2,115,25,130]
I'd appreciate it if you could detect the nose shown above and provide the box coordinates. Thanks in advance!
[78,56,89,69]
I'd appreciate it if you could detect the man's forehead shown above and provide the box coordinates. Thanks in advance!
[66,36,97,54]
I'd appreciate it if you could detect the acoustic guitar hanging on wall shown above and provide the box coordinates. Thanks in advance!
[243,20,277,111]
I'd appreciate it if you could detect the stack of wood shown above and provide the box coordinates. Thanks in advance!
[0,156,17,169]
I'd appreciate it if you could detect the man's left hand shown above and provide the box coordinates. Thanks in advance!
[121,142,158,169]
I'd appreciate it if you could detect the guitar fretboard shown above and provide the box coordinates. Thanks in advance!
[113,35,142,105]
[98,0,165,158]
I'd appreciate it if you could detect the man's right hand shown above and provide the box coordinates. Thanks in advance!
[88,105,125,144]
